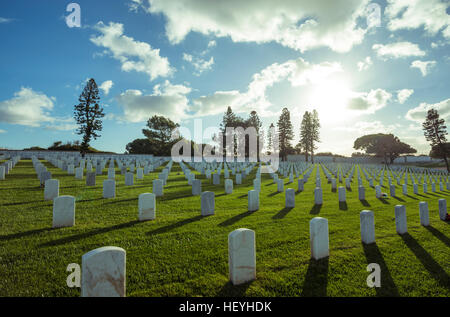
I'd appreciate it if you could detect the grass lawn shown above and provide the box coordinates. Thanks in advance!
[0,159,449,297]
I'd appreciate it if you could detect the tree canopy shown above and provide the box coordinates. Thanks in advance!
[423,108,449,172]
[353,133,417,164]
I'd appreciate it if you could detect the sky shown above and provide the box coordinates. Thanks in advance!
[0,0,449,156]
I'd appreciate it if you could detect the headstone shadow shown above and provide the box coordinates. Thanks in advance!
[377,198,389,204]
[147,215,204,235]
[272,207,294,219]
[362,242,400,296]
[400,233,450,289]
[424,226,450,247]
[218,210,256,227]
[310,204,322,215]
[360,199,371,207]
[216,281,252,296]
[339,201,348,210]
[301,257,329,297]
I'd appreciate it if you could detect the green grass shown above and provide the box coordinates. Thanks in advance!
[0,160,449,297]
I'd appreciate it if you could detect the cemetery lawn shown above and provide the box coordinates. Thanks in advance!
[0,160,449,297]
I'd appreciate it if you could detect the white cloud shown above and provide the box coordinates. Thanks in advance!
[182,53,214,76]
[336,120,400,134]
[385,0,450,38]
[406,98,450,122]
[191,57,343,117]
[397,89,414,104]
[207,40,216,48]
[90,22,173,81]
[116,80,191,122]
[99,80,114,95]
[347,89,392,114]
[410,60,437,76]
[357,56,372,71]
[372,42,426,59]
[0,87,55,127]
[0,17,13,24]
[140,0,370,53]
[0,129,6,133]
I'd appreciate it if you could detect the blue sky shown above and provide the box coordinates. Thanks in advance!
[0,0,449,155]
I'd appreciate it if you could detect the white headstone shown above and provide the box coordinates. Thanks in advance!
[81,246,126,297]
[419,201,429,226]
[309,217,329,260]
[314,187,323,205]
[44,179,59,201]
[75,167,84,180]
[201,191,215,216]
[153,179,163,197]
[358,186,365,200]
[125,172,134,186]
[228,228,256,285]
[360,210,375,244]
[395,205,407,234]
[192,179,201,196]
[338,186,346,202]
[285,188,295,208]
[298,178,304,192]
[52,195,75,228]
[248,190,259,211]
[103,179,116,199]
[225,179,233,194]
[277,179,284,192]
[438,199,447,221]
[138,193,156,221]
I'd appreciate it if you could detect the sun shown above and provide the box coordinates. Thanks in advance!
[307,78,353,122]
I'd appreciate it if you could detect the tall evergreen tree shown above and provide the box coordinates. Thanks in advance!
[422,108,449,172]
[277,107,294,161]
[267,123,274,155]
[74,78,105,157]
[299,111,312,162]
[310,109,321,164]
[246,111,262,161]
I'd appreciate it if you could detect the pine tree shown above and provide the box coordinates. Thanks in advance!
[267,123,274,155]
[74,78,105,157]
[422,108,449,172]
[310,109,321,164]
[277,107,294,161]
[246,111,262,161]
[299,111,311,162]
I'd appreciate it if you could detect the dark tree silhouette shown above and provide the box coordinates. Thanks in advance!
[277,107,294,161]
[74,78,105,157]
[354,133,416,164]
[422,108,449,172]
[142,115,181,156]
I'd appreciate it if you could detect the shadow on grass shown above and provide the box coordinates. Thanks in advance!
[331,188,336,193]
[377,198,390,204]
[405,195,419,200]
[103,197,138,205]
[147,216,204,236]
[219,210,256,227]
[424,226,450,247]
[237,194,247,199]
[267,191,281,197]
[273,207,294,219]
[295,190,303,195]
[301,257,329,297]
[0,199,50,207]
[392,196,405,202]
[216,281,252,296]
[0,227,56,241]
[362,242,399,296]
[401,233,450,289]
[339,201,348,210]
[310,204,322,215]
[40,220,140,247]
[360,199,371,207]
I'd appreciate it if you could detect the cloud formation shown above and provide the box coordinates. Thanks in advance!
[99,80,114,95]
[397,89,414,104]
[410,60,437,76]
[183,53,214,76]
[116,80,191,122]
[406,98,450,122]
[137,0,370,53]
[347,89,392,114]
[90,22,173,81]
[372,42,426,59]
[0,87,55,127]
